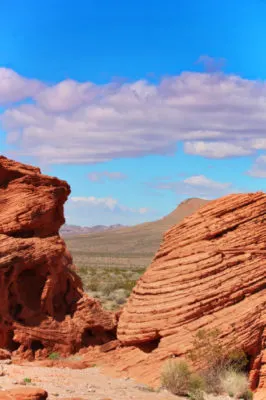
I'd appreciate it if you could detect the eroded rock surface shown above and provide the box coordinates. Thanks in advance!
[0,387,48,400]
[114,193,266,393]
[0,156,116,358]
[1,156,265,398]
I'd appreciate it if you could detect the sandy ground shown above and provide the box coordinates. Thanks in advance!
[0,362,179,400]
[0,361,233,400]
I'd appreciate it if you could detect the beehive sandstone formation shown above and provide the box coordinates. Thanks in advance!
[0,156,265,397]
[116,193,266,392]
[0,156,116,358]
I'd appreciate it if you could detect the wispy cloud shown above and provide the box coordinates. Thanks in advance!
[1,66,266,164]
[149,175,233,199]
[70,196,149,214]
[247,156,266,178]
[65,195,151,226]
[88,171,127,182]
[196,55,226,73]
[184,141,252,158]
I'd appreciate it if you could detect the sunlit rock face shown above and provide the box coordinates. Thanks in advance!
[0,156,116,359]
[118,192,266,393]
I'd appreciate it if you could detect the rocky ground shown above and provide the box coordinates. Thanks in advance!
[0,361,232,400]
[0,362,177,399]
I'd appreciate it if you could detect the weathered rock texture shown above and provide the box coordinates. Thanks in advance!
[114,193,266,393]
[0,387,48,400]
[1,156,265,397]
[0,156,116,358]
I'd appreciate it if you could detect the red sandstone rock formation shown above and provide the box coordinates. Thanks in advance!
[1,156,265,398]
[97,193,265,393]
[0,387,47,400]
[0,156,116,359]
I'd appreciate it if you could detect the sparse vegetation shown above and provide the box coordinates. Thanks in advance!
[48,352,60,360]
[161,359,205,398]
[188,328,249,394]
[23,377,32,384]
[77,265,145,310]
[188,328,225,370]
[161,329,252,399]
[161,359,192,396]
[242,389,254,400]
[220,369,249,399]
[188,373,206,400]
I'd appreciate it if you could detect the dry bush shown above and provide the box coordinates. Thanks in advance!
[220,369,250,398]
[188,373,206,400]
[161,359,191,396]
[188,328,249,394]
[242,389,254,400]
[188,328,225,370]
[160,359,205,398]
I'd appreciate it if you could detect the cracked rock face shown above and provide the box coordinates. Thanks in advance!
[0,156,116,359]
[117,192,266,392]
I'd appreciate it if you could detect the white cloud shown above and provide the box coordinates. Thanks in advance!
[2,68,266,164]
[150,175,233,199]
[71,196,118,210]
[184,175,231,190]
[69,196,149,214]
[247,156,266,178]
[35,80,96,113]
[184,141,252,158]
[88,171,127,182]
[65,196,152,226]
[251,138,266,150]
[0,68,43,105]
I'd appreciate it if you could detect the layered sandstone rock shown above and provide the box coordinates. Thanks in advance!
[0,156,116,358]
[1,156,265,397]
[116,193,266,392]
[0,387,48,400]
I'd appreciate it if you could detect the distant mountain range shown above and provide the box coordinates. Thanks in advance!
[60,223,125,236]
[64,198,209,270]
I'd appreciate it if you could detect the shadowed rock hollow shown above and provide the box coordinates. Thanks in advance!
[115,192,265,393]
[0,156,116,359]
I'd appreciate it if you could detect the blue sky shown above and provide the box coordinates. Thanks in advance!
[1,0,266,226]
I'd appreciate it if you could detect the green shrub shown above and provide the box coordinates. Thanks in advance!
[48,352,60,360]
[161,359,192,396]
[23,377,31,384]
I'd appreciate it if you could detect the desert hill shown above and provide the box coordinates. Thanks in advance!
[60,223,125,236]
[65,197,209,270]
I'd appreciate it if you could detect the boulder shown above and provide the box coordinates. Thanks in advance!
[0,387,47,400]
[0,156,116,357]
[117,193,266,391]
